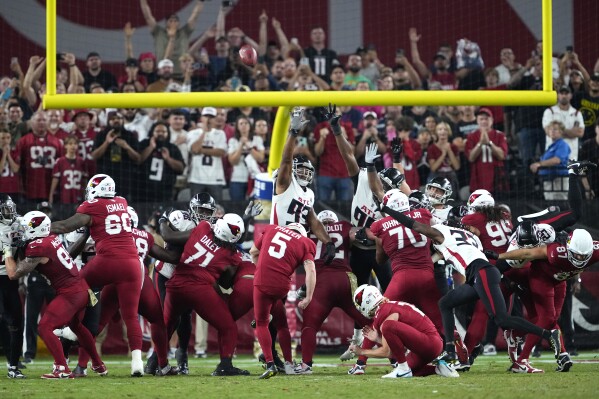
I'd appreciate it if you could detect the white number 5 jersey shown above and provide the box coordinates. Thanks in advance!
[432,224,487,275]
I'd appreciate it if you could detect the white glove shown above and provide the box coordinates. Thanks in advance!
[289,107,309,134]
[244,200,263,218]
[364,142,380,165]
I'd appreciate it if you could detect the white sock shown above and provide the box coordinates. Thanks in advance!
[395,361,410,371]
[352,329,363,342]
[132,349,142,365]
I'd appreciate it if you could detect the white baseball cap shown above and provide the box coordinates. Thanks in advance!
[157,59,174,69]
[201,107,217,117]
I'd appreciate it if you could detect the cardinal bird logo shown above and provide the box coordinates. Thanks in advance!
[29,216,46,228]
[354,290,364,306]
[228,223,241,237]
[90,176,105,188]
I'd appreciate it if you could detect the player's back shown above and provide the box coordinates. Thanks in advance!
[432,224,486,273]
[27,234,86,294]
[76,196,137,257]
[271,174,314,229]
[374,301,437,335]
[309,220,352,272]
[132,227,154,261]
[370,210,433,272]
[542,241,599,281]
[462,212,512,255]
[254,225,316,288]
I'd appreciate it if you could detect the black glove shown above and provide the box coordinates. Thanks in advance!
[323,241,336,265]
[391,137,403,163]
[373,195,383,212]
[296,284,307,301]
[355,227,375,247]
[158,207,174,225]
[325,103,341,135]
[483,249,499,260]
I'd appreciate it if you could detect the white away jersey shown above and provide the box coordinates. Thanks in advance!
[63,228,96,271]
[270,173,314,229]
[187,128,227,185]
[432,224,487,275]
[351,169,382,228]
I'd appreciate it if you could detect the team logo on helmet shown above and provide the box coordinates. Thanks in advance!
[28,216,46,229]
[228,223,241,237]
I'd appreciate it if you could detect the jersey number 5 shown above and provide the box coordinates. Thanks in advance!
[268,232,291,259]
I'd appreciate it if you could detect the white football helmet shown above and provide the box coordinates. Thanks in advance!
[212,213,245,243]
[467,189,494,208]
[536,223,556,244]
[317,210,338,224]
[353,284,384,318]
[85,174,116,200]
[127,206,139,228]
[567,229,594,268]
[382,189,410,213]
[0,194,17,225]
[20,211,51,241]
[286,222,307,237]
[169,210,196,231]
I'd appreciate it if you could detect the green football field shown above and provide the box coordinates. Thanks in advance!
[4,352,599,399]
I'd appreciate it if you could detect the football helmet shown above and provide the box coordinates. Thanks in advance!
[286,222,307,237]
[408,190,433,211]
[383,189,410,213]
[566,229,594,268]
[212,213,245,243]
[515,221,539,248]
[354,284,384,318]
[189,193,216,224]
[467,189,494,208]
[169,210,196,231]
[0,193,17,225]
[127,206,139,228]
[445,205,468,228]
[378,168,405,192]
[425,177,452,205]
[317,210,338,224]
[85,174,116,200]
[293,155,315,187]
[20,211,51,241]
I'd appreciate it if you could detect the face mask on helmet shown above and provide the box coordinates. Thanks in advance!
[0,194,17,225]
[378,168,405,192]
[317,210,338,225]
[353,284,384,318]
[383,189,410,213]
[20,211,51,241]
[293,157,315,187]
[85,174,116,200]
[515,221,539,248]
[212,213,245,243]
[189,193,216,223]
[567,229,594,268]
[425,178,452,205]
[444,205,468,228]
[127,206,139,229]
[408,191,432,211]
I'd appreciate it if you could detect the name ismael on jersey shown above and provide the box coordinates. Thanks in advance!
[381,212,422,231]
[324,223,343,233]
[200,235,220,252]
[106,203,126,213]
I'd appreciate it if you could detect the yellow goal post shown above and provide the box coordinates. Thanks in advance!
[43,0,557,174]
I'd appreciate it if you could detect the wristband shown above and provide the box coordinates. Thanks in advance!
[289,129,300,137]
[331,124,341,136]
[366,164,376,172]
[393,155,401,163]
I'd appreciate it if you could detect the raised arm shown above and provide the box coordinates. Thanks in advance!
[51,213,92,235]
[186,0,205,30]
[124,22,135,59]
[271,18,290,57]
[408,28,430,79]
[364,142,385,200]
[258,10,268,56]
[275,107,306,194]
[140,0,157,30]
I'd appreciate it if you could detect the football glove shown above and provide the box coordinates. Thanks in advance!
[364,142,380,166]
[483,249,499,260]
[323,241,336,264]
[391,137,403,163]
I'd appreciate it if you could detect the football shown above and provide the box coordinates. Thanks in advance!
[239,44,258,67]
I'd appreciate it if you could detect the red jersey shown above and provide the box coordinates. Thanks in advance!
[77,196,137,257]
[74,128,97,176]
[373,301,438,336]
[539,241,599,281]
[234,255,256,284]
[52,156,87,204]
[254,225,316,289]
[0,148,20,194]
[461,212,512,265]
[16,132,64,199]
[132,227,155,261]
[370,210,433,273]
[25,234,88,295]
[464,129,508,192]
[171,221,243,286]
[309,221,352,272]
[51,129,70,142]
[313,121,355,178]
[427,143,460,173]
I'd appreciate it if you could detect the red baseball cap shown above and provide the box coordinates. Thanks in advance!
[139,52,156,62]
[72,109,93,119]
[475,107,493,118]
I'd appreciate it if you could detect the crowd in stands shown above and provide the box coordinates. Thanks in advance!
[1,1,599,215]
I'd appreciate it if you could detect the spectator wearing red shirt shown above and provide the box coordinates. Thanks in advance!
[0,129,20,197]
[16,111,64,202]
[314,118,355,201]
[465,108,508,194]
[49,136,87,206]
[69,109,98,176]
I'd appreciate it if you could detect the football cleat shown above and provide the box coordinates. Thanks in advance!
[72,365,88,378]
[195,351,208,359]
[293,362,313,375]
[211,366,250,376]
[435,360,460,378]
[504,329,519,364]
[556,353,573,372]
[155,364,179,376]
[454,333,469,364]
[511,359,544,374]
[177,362,189,375]
[91,363,108,376]
[7,367,25,379]
[453,361,471,372]
[258,351,285,373]
[347,364,366,375]
[259,364,278,380]
[284,361,297,375]
[548,329,561,359]
[567,160,597,176]
[469,343,484,366]
[41,365,74,379]
[144,352,158,375]
[175,347,189,375]
[434,351,458,366]
[483,344,497,356]
[381,365,412,378]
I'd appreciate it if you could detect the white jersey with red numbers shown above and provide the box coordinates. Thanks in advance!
[351,169,381,229]
[432,224,487,275]
[270,173,314,230]
[76,196,137,257]
[132,227,154,262]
